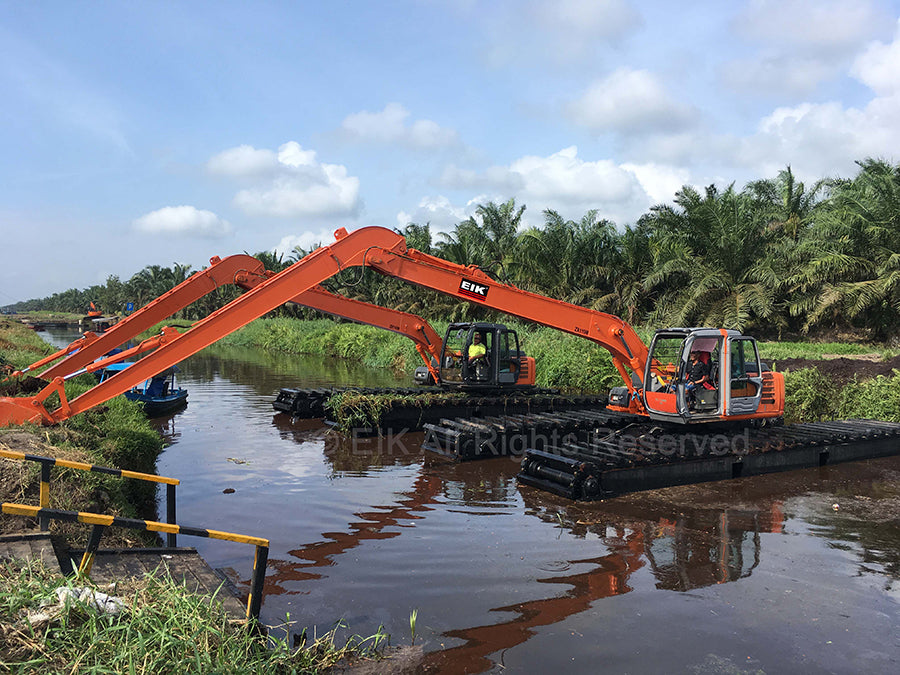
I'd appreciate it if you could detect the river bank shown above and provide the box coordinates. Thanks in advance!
[0,319,392,672]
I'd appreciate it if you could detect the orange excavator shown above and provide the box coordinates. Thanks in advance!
[22,255,446,383]
[0,226,782,427]
[5,251,536,423]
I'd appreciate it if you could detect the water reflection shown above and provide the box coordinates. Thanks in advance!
[259,470,443,597]
[149,411,183,444]
[420,493,785,674]
[272,415,425,472]
[420,526,645,675]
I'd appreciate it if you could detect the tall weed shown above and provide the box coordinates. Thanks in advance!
[838,371,900,422]
[782,368,839,424]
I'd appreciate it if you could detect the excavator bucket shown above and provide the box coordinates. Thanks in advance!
[0,397,46,426]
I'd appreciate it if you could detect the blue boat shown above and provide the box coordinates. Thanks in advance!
[99,363,188,417]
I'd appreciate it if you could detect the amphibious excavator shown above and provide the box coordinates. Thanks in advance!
[0,227,772,424]
[3,226,898,502]
[2,226,776,426]
[3,242,541,426]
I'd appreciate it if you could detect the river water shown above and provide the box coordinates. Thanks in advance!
[40,330,900,673]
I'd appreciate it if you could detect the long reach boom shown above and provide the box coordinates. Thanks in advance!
[2,226,649,425]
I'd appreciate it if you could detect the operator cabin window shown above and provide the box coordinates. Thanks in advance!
[499,332,511,372]
[730,339,761,398]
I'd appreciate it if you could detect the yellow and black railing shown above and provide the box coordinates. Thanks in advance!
[1,502,270,622]
[0,447,180,547]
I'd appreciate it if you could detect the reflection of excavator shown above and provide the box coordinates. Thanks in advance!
[0,226,782,426]
[421,498,782,674]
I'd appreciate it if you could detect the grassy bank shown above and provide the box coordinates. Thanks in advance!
[1,319,392,671]
[217,316,627,391]
[0,319,165,544]
[218,317,425,374]
[0,558,386,673]
[783,368,900,425]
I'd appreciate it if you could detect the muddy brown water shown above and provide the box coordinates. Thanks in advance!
[40,331,900,673]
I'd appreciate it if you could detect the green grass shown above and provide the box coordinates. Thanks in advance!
[218,316,623,391]
[325,389,469,431]
[218,318,424,374]
[0,319,56,371]
[0,559,387,673]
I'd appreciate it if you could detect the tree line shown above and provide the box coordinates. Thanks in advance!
[9,158,899,340]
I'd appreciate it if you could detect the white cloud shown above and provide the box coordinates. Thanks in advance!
[736,0,885,52]
[341,103,459,150]
[620,163,690,205]
[396,195,471,232]
[277,143,318,167]
[440,146,657,224]
[480,0,642,65]
[852,19,900,95]
[440,164,525,193]
[133,206,232,238]
[721,56,835,97]
[722,22,900,179]
[740,98,900,179]
[723,0,891,96]
[568,69,695,135]
[510,147,643,206]
[529,0,641,47]
[208,141,361,219]
[234,165,360,218]
[206,145,278,177]
[272,229,337,259]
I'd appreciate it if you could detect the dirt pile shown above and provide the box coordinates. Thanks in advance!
[772,354,900,384]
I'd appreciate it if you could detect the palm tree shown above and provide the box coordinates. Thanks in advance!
[596,221,654,325]
[438,199,525,275]
[642,183,778,331]
[513,209,617,304]
[799,158,900,337]
[745,166,828,334]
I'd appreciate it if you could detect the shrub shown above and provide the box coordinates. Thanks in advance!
[838,370,900,422]
[782,368,839,424]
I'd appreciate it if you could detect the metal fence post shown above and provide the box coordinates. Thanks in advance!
[39,462,51,531]
[166,483,177,547]
[78,524,106,576]
[247,544,269,622]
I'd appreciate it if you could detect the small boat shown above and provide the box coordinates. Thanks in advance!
[99,363,188,417]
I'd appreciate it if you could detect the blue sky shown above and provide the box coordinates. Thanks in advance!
[2,0,899,304]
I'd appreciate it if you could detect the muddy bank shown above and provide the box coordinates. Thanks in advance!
[773,354,900,384]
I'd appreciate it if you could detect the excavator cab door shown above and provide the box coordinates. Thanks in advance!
[726,337,764,416]
[643,332,689,421]
[439,328,466,383]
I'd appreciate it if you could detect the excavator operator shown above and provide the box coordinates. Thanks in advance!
[685,350,710,407]
[468,333,487,364]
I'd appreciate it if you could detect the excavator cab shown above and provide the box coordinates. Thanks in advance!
[427,322,535,389]
[638,328,782,423]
